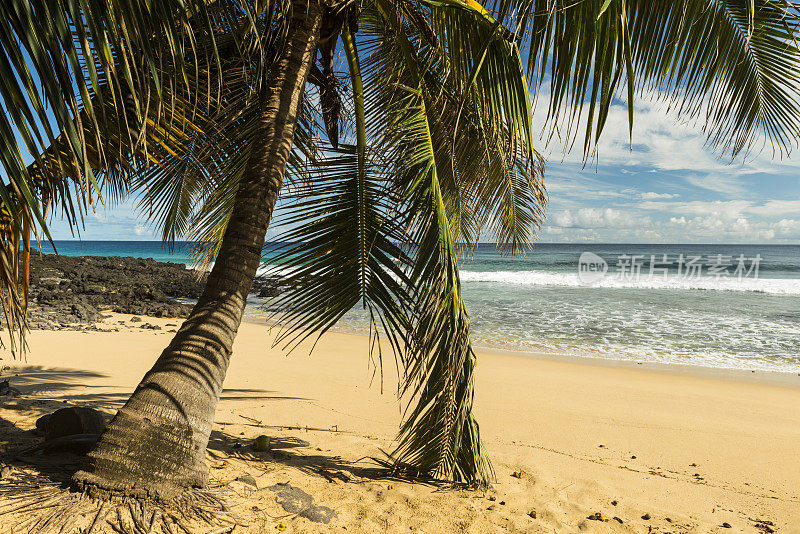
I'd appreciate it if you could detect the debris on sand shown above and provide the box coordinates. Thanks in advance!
[235,474,257,488]
[253,435,272,452]
[751,518,776,533]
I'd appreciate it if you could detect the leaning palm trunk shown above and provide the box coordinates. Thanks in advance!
[73,0,323,499]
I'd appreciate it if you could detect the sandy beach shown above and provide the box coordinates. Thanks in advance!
[1,313,799,532]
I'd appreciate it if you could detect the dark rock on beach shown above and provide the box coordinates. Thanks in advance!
[13,254,293,330]
[268,482,336,524]
[250,275,287,298]
[21,253,208,329]
[38,407,106,441]
[22,407,108,455]
[38,433,101,455]
[0,379,21,397]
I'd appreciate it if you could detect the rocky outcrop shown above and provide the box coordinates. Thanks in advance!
[23,253,207,329]
[17,254,291,330]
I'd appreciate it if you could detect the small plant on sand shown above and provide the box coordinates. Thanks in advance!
[0,0,799,509]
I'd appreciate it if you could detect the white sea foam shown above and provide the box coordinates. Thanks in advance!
[256,263,800,294]
[459,269,800,294]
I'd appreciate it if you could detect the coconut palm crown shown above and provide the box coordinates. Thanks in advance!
[1,0,799,491]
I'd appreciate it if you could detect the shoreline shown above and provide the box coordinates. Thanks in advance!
[241,312,800,390]
[23,251,800,378]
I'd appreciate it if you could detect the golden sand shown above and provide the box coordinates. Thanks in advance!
[1,313,798,532]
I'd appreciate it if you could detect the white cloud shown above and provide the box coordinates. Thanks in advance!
[545,176,682,204]
[539,205,800,243]
[638,199,800,218]
[640,191,679,200]
[748,201,800,216]
[545,174,627,200]
[660,214,781,241]
[683,174,747,196]
[549,208,644,229]
[776,219,800,236]
[133,224,148,236]
[529,86,799,244]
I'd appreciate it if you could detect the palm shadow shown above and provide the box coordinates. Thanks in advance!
[1,366,401,488]
[3,365,131,409]
[206,429,402,484]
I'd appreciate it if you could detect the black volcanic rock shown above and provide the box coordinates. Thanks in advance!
[22,253,208,329]
[15,253,292,330]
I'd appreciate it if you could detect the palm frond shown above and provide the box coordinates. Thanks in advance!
[364,1,494,482]
[0,196,31,355]
[364,0,548,252]
[0,0,241,353]
[388,84,492,483]
[520,0,800,157]
[266,145,412,359]
[627,0,800,157]
[148,87,321,269]
[425,0,536,161]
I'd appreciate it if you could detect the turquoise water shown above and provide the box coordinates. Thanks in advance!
[41,241,800,373]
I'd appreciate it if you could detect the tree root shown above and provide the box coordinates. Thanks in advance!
[0,467,241,534]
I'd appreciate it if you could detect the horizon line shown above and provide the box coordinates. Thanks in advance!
[41,239,800,247]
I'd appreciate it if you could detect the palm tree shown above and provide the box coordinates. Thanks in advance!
[1,0,799,499]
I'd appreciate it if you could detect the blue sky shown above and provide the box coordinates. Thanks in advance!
[47,95,800,244]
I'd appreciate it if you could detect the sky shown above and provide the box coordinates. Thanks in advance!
[46,94,800,244]
[531,95,800,244]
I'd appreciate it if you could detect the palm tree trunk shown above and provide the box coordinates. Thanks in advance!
[73,0,323,499]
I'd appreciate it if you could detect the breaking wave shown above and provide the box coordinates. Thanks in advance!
[458,269,800,294]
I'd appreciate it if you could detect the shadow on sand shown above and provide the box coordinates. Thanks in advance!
[0,366,397,487]
[206,429,397,483]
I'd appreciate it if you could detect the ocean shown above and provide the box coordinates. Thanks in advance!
[40,241,800,373]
